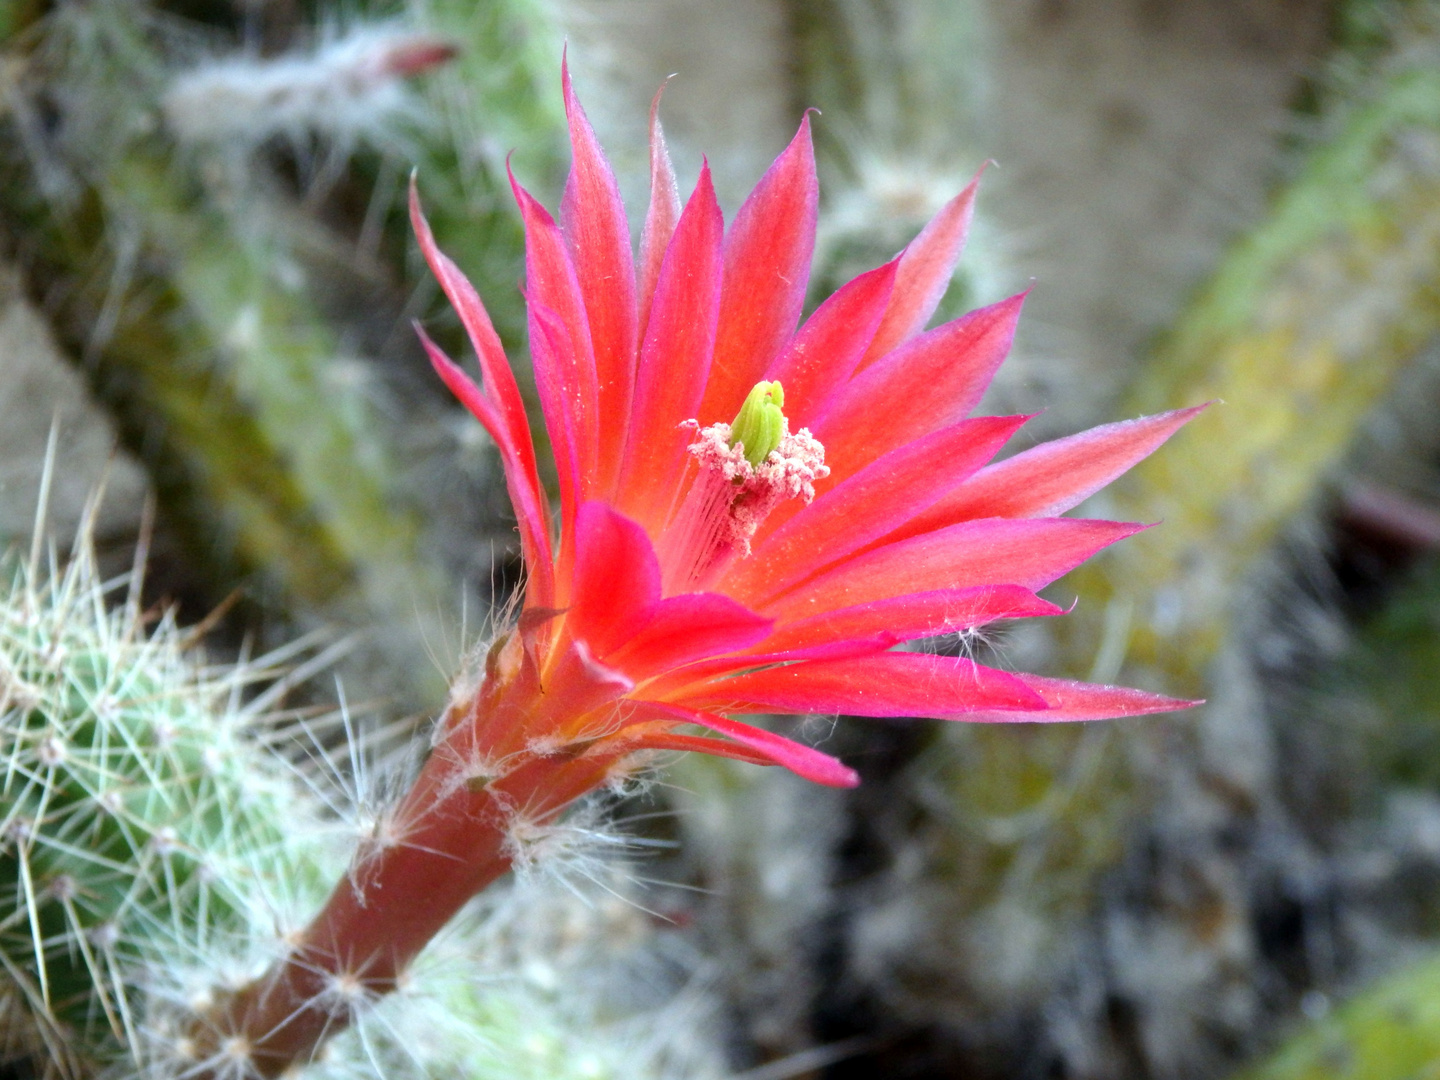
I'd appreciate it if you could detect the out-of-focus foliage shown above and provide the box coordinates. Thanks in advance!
[0,0,572,706]
[1069,4,1440,695]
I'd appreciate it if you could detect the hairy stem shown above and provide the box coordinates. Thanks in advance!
[191,641,626,1077]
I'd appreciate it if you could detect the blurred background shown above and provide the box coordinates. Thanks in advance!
[6,0,1440,1077]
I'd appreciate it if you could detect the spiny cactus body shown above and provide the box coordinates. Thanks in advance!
[0,523,723,1080]
[0,528,340,1077]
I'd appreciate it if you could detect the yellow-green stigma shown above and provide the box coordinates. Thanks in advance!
[729,381,787,467]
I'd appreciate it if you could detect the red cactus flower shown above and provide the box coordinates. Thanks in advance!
[196,63,1199,1078]
[407,64,1198,792]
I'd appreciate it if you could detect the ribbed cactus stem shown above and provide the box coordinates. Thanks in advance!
[1059,38,1440,696]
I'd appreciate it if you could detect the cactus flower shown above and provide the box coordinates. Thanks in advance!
[194,63,1199,1078]
[406,66,1199,790]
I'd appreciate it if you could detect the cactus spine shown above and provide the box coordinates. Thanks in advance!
[0,510,723,1079]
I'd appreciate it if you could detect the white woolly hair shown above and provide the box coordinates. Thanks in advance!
[162,25,448,151]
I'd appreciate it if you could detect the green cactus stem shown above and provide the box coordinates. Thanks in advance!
[0,529,338,1078]
[1061,8,1440,696]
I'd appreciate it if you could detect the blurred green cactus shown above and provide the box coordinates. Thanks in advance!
[1231,952,1440,1080]
[1066,1,1440,695]
[849,0,1440,1031]
[0,525,339,1077]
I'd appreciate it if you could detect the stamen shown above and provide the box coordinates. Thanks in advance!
[659,383,828,593]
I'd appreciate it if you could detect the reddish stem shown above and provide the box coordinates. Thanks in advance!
[189,647,621,1078]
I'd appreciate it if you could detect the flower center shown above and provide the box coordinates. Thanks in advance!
[658,380,828,594]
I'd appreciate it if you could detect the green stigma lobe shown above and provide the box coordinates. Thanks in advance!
[729,381,787,466]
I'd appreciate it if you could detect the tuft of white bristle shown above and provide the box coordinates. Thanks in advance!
[162,27,457,150]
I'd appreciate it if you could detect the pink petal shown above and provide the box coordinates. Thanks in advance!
[954,672,1201,723]
[730,414,1030,603]
[567,501,661,656]
[511,168,601,498]
[812,291,1027,487]
[860,169,981,369]
[763,257,898,426]
[610,591,773,676]
[527,300,587,566]
[411,184,554,594]
[636,635,898,704]
[616,726,777,769]
[561,60,638,496]
[410,180,533,460]
[893,405,1211,539]
[564,504,772,676]
[638,82,682,342]
[529,637,636,740]
[763,585,1063,653]
[618,704,859,786]
[414,326,555,608]
[698,117,819,424]
[618,164,724,533]
[766,517,1147,621]
[688,653,1049,719]
[677,710,859,787]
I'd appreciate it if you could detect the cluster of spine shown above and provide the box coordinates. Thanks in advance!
[0,533,329,1078]
[0,525,723,1080]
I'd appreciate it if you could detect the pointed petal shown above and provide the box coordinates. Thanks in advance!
[618,164,724,532]
[616,726,778,769]
[528,300,586,570]
[637,634,898,705]
[610,591,772,675]
[698,117,818,423]
[955,673,1202,723]
[561,61,638,495]
[763,257,898,426]
[766,517,1147,621]
[567,501,661,657]
[763,585,1063,653]
[638,81,682,340]
[861,170,981,368]
[565,506,772,676]
[415,326,555,608]
[610,713,859,787]
[689,653,1048,719]
[895,406,1211,538]
[674,709,859,787]
[812,292,1027,487]
[410,179,536,462]
[729,414,1030,603]
[511,168,601,498]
